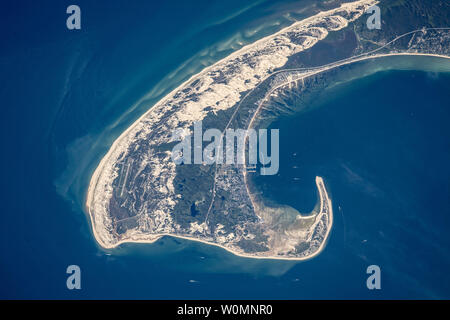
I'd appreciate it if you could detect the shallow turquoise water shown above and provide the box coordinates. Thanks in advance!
[257,69,450,299]
[1,0,449,299]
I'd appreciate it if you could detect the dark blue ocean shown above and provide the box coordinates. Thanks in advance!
[1,0,449,299]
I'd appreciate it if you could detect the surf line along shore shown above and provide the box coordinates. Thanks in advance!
[177,304,273,317]
[86,52,449,260]
[85,0,449,259]
[86,0,377,257]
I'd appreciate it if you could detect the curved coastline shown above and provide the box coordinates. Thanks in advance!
[85,0,449,260]
[87,52,450,260]
[86,0,378,255]
[87,176,332,261]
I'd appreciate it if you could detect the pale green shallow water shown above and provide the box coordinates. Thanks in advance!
[1,0,449,299]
